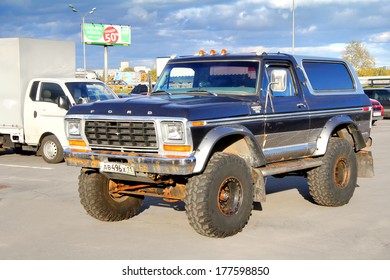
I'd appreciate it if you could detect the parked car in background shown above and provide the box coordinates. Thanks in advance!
[131,83,149,94]
[370,98,384,124]
[117,93,131,98]
[106,80,132,93]
[364,88,390,118]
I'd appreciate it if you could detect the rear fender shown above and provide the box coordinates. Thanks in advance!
[313,115,366,156]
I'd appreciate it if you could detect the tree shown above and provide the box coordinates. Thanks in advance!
[342,40,375,73]
[358,67,389,76]
[149,69,157,82]
[122,67,134,72]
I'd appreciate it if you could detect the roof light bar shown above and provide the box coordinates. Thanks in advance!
[197,49,228,56]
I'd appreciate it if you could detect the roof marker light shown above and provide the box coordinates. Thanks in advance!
[221,49,227,55]
[198,50,206,56]
[210,49,216,56]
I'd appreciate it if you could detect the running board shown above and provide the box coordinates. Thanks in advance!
[260,158,323,177]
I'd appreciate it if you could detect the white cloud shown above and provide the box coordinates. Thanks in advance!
[37,21,59,29]
[297,25,317,34]
[369,32,390,43]
[157,29,173,37]
[2,0,390,69]
[333,8,356,18]
[236,7,273,27]
[224,36,236,42]
[236,43,347,58]
[1,0,31,5]
[125,6,157,23]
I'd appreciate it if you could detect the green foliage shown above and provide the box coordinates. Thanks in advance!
[122,67,134,72]
[358,67,390,77]
[342,40,375,71]
[149,69,157,82]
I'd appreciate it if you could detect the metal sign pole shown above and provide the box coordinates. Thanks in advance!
[104,45,108,82]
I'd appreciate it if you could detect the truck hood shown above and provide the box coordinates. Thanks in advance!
[66,94,258,120]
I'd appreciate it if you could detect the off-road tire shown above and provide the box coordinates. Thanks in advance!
[41,135,64,163]
[307,137,357,206]
[78,169,143,221]
[184,152,254,238]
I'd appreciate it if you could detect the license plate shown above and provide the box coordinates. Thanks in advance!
[99,162,135,175]
[373,111,381,117]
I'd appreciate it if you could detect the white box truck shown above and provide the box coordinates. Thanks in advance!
[0,38,118,163]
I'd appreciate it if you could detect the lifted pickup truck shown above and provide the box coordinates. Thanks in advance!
[64,51,374,238]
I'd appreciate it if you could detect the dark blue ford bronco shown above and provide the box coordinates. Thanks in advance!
[64,51,374,238]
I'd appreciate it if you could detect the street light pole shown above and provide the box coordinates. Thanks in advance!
[292,0,295,54]
[68,4,96,78]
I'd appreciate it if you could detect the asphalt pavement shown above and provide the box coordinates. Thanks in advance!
[0,121,389,260]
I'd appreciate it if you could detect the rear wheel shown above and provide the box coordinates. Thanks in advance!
[41,135,63,163]
[307,138,357,206]
[184,152,254,238]
[78,169,143,221]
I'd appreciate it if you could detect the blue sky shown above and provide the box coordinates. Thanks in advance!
[1,0,389,70]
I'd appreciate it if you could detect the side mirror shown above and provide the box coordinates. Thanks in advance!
[77,97,89,104]
[270,69,287,92]
[58,96,70,110]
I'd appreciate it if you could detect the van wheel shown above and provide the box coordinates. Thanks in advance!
[78,169,143,221]
[307,138,357,206]
[41,135,64,163]
[184,152,254,238]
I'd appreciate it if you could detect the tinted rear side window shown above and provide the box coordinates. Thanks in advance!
[303,61,354,91]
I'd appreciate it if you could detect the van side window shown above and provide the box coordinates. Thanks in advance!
[39,83,66,104]
[303,61,354,91]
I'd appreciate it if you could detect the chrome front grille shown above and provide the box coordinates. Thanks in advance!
[85,120,157,150]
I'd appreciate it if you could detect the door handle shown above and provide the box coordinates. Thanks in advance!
[34,111,37,118]
[297,103,307,108]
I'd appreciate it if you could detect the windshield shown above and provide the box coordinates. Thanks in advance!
[154,61,259,95]
[65,82,118,104]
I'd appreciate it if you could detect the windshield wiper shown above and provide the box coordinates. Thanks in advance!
[152,90,172,96]
[187,89,218,96]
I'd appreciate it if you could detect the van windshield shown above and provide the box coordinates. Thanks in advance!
[154,61,259,96]
[66,82,118,104]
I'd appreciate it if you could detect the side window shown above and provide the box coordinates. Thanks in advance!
[377,90,390,101]
[29,81,40,101]
[39,82,66,104]
[371,90,379,100]
[303,61,354,91]
[364,90,374,99]
[262,65,296,97]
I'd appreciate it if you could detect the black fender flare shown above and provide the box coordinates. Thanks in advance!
[313,115,366,156]
[193,125,266,174]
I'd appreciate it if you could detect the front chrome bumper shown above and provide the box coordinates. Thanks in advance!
[64,148,196,176]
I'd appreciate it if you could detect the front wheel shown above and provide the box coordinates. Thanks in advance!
[41,135,64,163]
[78,169,143,221]
[307,138,357,206]
[184,152,254,238]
